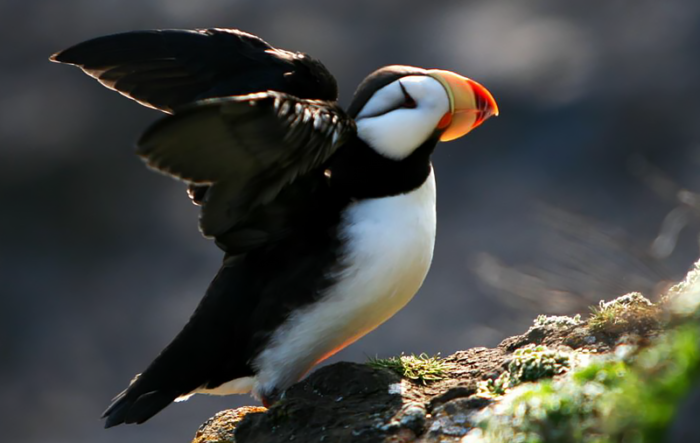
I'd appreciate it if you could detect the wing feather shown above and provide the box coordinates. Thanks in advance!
[52,29,350,251]
[51,28,338,113]
[137,92,356,250]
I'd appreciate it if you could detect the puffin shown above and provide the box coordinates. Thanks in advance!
[50,28,498,428]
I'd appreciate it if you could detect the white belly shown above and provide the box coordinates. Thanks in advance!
[252,170,437,397]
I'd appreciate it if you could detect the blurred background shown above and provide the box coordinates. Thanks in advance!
[2,0,699,441]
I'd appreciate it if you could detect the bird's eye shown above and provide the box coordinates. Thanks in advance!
[399,82,417,109]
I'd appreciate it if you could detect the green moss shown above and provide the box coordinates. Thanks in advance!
[465,263,700,442]
[603,325,700,441]
[588,292,660,334]
[479,371,511,397]
[471,325,700,443]
[367,353,453,385]
[509,345,572,383]
[478,345,571,397]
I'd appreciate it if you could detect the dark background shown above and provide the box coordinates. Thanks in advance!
[2,1,699,442]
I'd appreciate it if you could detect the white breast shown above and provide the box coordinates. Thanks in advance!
[252,169,437,397]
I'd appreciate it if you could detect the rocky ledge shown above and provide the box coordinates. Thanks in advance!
[192,261,700,443]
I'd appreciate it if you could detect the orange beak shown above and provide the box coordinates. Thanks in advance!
[427,70,499,141]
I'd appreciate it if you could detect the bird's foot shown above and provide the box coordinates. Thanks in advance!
[260,388,284,408]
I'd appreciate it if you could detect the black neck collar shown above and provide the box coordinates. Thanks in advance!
[325,133,438,200]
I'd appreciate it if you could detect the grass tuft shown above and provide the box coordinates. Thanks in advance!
[588,292,660,334]
[367,353,453,385]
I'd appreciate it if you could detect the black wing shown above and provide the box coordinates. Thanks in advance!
[50,28,338,113]
[101,94,354,426]
[138,92,356,252]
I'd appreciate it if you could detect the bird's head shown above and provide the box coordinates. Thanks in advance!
[347,65,498,160]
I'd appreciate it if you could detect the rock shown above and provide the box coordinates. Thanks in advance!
[192,406,267,443]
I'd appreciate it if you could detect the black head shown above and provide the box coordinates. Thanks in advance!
[345,65,498,161]
[347,65,429,118]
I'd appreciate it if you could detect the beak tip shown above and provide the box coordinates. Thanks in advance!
[468,79,499,121]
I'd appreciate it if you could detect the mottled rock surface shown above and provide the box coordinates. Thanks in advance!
[193,406,267,443]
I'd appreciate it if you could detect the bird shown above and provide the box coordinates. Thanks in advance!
[50,28,498,428]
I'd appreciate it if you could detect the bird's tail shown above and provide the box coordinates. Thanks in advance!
[101,260,245,428]
[101,374,182,428]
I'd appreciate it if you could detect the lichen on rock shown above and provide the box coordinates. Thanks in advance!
[666,260,700,317]
[534,314,583,328]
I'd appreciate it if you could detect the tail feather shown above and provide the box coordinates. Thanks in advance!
[100,261,254,427]
[102,383,181,428]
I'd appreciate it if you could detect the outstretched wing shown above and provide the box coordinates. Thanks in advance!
[137,91,356,252]
[50,28,338,113]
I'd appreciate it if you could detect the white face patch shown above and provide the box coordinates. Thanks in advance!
[355,76,450,160]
